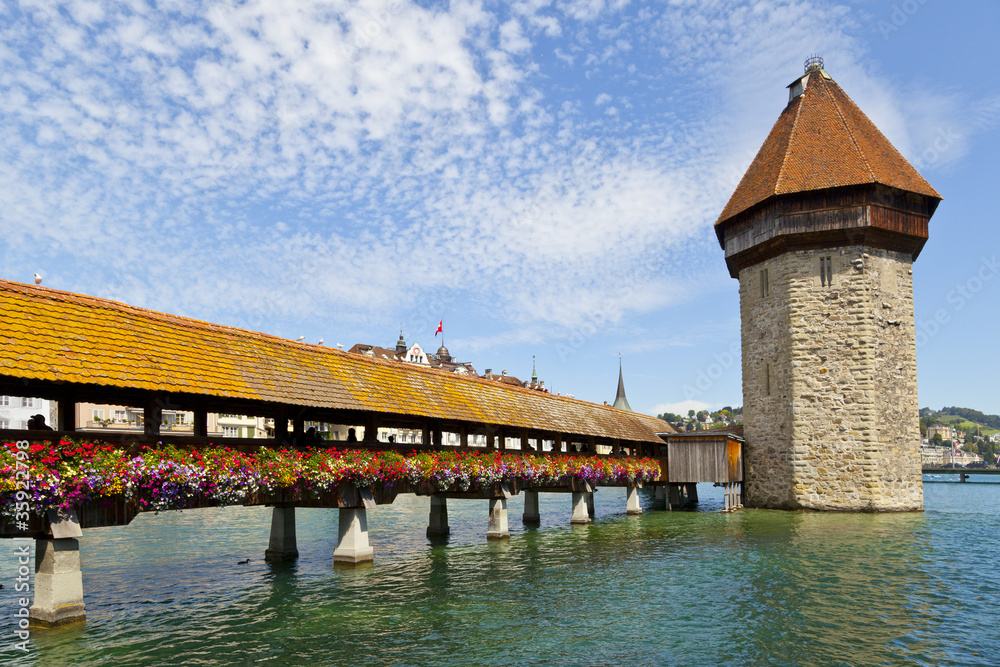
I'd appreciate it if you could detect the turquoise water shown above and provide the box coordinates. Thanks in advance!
[2,481,1000,665]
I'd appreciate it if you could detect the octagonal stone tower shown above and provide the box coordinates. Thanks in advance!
[716,59,941,511]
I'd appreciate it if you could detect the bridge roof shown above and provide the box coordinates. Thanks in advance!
[0,279,671,444]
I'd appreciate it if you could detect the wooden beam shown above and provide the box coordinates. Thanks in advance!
[144,395,162,437]
[57,398,76,432]
[274,407,288,440]
[193,409,208,437]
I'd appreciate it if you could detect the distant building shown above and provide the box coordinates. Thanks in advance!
[0,394,53,430]
[349,331,477,375]
[927,424,955,442]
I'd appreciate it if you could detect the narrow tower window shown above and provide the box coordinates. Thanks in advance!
[820,256,833,287]
[760,268,769,297]
[765,363,771,396]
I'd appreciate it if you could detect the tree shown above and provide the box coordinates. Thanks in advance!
[688,409,695,418]
[931,433,943,446]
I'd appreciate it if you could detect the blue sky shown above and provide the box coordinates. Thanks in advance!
[1,1,997,418]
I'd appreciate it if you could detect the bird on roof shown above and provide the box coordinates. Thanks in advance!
[296,336,305,341]
[33,273,42,285]
[318,339,324,345]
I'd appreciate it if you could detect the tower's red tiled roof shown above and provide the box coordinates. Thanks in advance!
[717,67,941,226]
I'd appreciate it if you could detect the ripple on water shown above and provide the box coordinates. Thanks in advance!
[2,484,1000,665]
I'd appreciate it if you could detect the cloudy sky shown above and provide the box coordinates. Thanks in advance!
[2,0,998,417]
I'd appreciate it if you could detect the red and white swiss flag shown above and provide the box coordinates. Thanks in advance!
[434,319,443,337]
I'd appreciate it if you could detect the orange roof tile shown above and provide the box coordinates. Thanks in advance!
[717,67,941,226]
[0,279,672,443]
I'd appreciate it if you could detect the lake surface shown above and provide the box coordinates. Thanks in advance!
[3,480,1000,665]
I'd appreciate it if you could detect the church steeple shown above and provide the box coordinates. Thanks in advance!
[531,356,538,384]
[613,357,632,411]
[395,327,407,355]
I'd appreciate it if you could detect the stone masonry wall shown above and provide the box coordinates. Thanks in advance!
[741,245,923,511]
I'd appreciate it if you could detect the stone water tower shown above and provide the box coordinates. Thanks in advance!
[715,58,941,511]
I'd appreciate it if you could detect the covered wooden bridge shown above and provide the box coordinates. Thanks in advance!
[0,278,742,627]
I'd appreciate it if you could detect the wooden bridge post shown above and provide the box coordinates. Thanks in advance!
[686,483,698,504]
[553,434,563,453]
[193,409,208,437]
[144,395,162,437]
[427,496,450,537]
[56,398,76,432]
[264,505,299,562]
[365,415,379,442]
[274,407,289,441]
[586,491,595,517]
[459,427,469,449]
[522,490,540,524]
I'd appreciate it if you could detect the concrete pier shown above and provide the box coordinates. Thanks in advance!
[486,497,510,540]
[427,496,450,537]
[30,538,86,627]
[334,508,374,564]
[570,492,591,524]
[626,484,643,515]
[522,490,540,524]
[265,506,299,562]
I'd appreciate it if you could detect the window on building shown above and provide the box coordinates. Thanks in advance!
[0,419,8,429]
[765,363,771,396]
[0,396,9,406]
[114,410,126,421]
[820,256,833,287]
[222,426,238,437]
[21,397,35,408]
[92,409,105,421]
[759,268,769,297]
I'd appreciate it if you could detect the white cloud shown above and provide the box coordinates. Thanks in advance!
[0,0,989,356]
